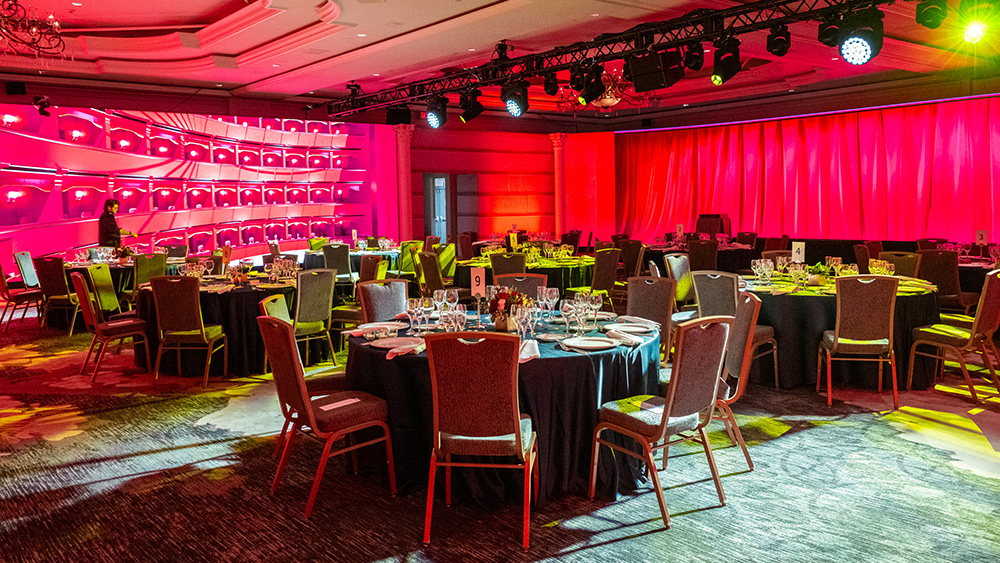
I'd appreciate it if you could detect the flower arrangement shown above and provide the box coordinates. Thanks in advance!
[112,245,135,259]
[489,288,531,321]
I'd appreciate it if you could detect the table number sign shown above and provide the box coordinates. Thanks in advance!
[351,229,358,243]
[471,267,486,297]
[676,224,684,235]
[976,230,988,245]
[792,241,805,263]
[510,232,518,249]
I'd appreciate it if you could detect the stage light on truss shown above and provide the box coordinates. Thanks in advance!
[543,73,559,96]
[458,89,484,123]
[711,37,741,85]
[577,64,605,105]
[916,0,948,28]
[818,16,841,47]
[569,67,586,91]
[838,10,884,65]
[766,25,791,57]
[425,96,448,128]
[500,79,530,117]
[683,43,704,71]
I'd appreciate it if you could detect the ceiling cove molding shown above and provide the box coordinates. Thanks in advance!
[195,0,288,50]
[96,56,222,77]
[315,1,343,24]
[78,33,189,57]
[236,21,349,68]
[236,0,533,95]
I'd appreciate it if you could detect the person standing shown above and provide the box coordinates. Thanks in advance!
[98,199,135,248]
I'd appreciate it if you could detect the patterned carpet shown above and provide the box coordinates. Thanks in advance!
[3,313,1000,563]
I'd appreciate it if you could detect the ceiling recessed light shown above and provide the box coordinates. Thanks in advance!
[215,84,222,87]
[71,2,82,5]
[468,48,476,51]
[357,33,366,37]
[373,73,379,76]
[831,57,839,61]
[788,89,795,92]
[683,103,689,107]
[272,64,280,67]
[591,13,600,17]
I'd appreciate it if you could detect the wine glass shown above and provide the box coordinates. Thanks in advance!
[453,304,467,331]
[406,298,419,335]
[559,299,576,336]
[588,292,603,325]
[545,288,560,321]
[420,297,435,332]
[432,289,446,313]
[446,289,460,310]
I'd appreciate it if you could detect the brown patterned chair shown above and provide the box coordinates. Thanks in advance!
[70,272,150,383]
[294,269,339,366]
[714,292,762,470]
[358,279,408,323]
[816,275,899,409]
[854,244,871,274]
[494,273,547,296]
[761,250,791,265]
[358,255,387,283]
[588,316,733,529]
[626,276,675,366]
[489,252,527,279]
[916,249,978,314]
[258,315,395,518]
[917,238,948,251]
[567,247,621,311]
[32,256,80,335]
[664,253,698,324]
[736,232,757,247]
[150,275,227,387]
[692,271,738,318]
[879,251,921,278]
[422,331,537,549]
[908,269,1000,403]
[418,252,471,301]
[687,239,719,271]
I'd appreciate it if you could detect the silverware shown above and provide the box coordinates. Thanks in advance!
[558,342,590,355]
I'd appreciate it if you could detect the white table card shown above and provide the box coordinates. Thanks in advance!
[676,223,684,235]
[471,267,486,298]
[792,241,805,263]
[976,230,988,245]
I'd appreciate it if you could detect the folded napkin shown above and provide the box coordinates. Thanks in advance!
[519,340,540,363]
[769,288,791,296]
[386,342,425,359]
[617,315,660,328]
[606,330,644,346]
[345,328,368,337]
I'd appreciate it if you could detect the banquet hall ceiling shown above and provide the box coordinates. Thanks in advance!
[1,0,997,122]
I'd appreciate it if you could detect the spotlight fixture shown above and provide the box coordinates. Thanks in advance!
[32,96,50,117]
[577,64,605,105]
[458,89,484,123]
[569,66,586,92]
[683,43,704,71]
[817,16,841,47]
[711,37,741,85]
[916,0,948,28]
[500,79,530,117]
[959,0,997,43]
[543,73,559,96]
[838,10,884,65]
[628,50,685,93]
[425,96,448,128]
[766,25,791,57]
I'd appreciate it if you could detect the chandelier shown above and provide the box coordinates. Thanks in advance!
[555,70,648,113]
[0,0,65,57]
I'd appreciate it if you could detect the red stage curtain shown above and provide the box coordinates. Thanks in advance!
[616,95,1000,243]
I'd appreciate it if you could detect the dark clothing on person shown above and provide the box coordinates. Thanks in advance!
[98,211,122,247]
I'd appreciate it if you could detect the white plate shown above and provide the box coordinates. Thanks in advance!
[604,323,654,334]
[562,337,618,350]
[595,311,617,320]
[358,321,409,331]
[537,333,567,341]
[369,336,424,349]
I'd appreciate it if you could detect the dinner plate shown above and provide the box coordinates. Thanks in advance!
[369,336,424,349]
[358,321,408,331]
[603,323,654,334]
[562,336,618,350]
[537,333,567,341]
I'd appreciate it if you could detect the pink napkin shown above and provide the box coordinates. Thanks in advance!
[519,340,540,363]
[346,328,368,337]
[606,330,644,346]
[386,342,425,359]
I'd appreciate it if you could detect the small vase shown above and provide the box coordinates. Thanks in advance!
[492,315,515,332]
[118,257,129,266]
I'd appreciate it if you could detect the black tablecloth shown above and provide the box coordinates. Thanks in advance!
[453,261,594,299]
[344,330,660,508]
[303,250,400,272]
[645,246,755,274]
[136,284,296,379]
[749,287,940,390]
[959,264,993,293]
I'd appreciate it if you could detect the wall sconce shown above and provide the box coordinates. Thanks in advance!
[265,157,274,164]
[336,158,342,166]
[337,189,343,195]
[160,189,170,197]
[192,189,202,195]
[74,189,87,200]
[198,244,205,252]
[2,114,19,126]
[335,129,340,135]
[289,157,299,164]
[289,127,297,132]
[243,155,251,162]
[121,190,132,198]
[158,146,169,154]
[6,190,24,203]
[71,130,84,141]
[188,149,198,158]
[217,153,226,160]
[118,140,130,148]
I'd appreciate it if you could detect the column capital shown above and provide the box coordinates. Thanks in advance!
[393,123,415,144]
[549,132,568,149]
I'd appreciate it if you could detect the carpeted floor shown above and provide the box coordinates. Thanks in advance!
[2,313,1000,563]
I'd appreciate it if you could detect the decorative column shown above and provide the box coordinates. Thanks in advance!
[549,132,568,236]
[393,124,415,241]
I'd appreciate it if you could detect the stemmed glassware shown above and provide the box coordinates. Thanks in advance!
[445,289,459,311]
[432,289,446,314]
[559,299,576,337]
[406,298,420,335]
[420,297,435,332]
[545,288,560,321]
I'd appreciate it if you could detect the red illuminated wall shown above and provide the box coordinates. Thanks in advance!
[410,128,555,239]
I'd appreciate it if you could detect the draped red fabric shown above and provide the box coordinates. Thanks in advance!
[615,95,1000,243]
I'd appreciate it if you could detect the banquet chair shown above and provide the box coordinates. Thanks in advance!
[0,260,42,332]
[150,276,227,388]
[588,316,732,529]
[854,244,871,274]
[128,253,166,306]
[307,237,328,251]
[421,331,538,550]
[585,231,593,253]
[648,260,662,277]
[736,232,758,247]
[70,272,150,383]
[816,275,899,409]
[692,271,739,317]
[494,273,547,296]
[32,256,81,336]
[425,235,441,251]
[163,245,188,258]
[358,255,386,283]
[664,253,698,324]
[626,276,675,361]
[458,233,474,261]
[14,251,39,289]
[435,242,457,278]
[365,236,379,249]
[763,235,789,251]
[713,292,762,470]
[761,250,791,265]
[387,240,422,281]
[87,264,136,323]
[907,269,1000,402]
[268,241,281,259]
[567,248,621,311]
[619,240,645,278]
[594,240,614,252]
[418,252,472,301]
[865,240,884,259]
[358,279,408,323]
[560,230,581,253]
[917,250,978,314]
[879,251,921,278]
[214,245,233,275]
[257,316,395,518]
[611,233,630,247]
[490,252,527,279]
[917,238,948,251]
[322,243,358,289]
[295,269,339,367]
[687,239,719,272]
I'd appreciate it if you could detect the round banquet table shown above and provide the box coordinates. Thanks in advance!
[644,244,755,274]
[344,322,660,508]
[135,281,297,379]
[453,257,594,298]
[746,278,940,391]
[959,261,996,293]
[303,249,400,272]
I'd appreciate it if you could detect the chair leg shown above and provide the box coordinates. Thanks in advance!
[381,422,397,496]
[953,348,980,403]
[643,442,670,529]
[67,304,79,337]
[202,345,213,389]
[326,331,338,367]
[977,340,1000,395]
[816,345,823,392]
[877,360,884,395]
[222,336,228,377]
[717,407,738,446]
[699,427,726,505]
[587,427,602,500]
[906,342,919,392]
[444,453,452,507]
[140,336,151,376]
[523,449,532,551]
[423,454,438,546]
[826,351,833,407]
[153,344,165,384]
[273,418,290,459]
[272,424,297,493]
[660,444,670,471]
[532,445,539,502]
[304,336,310,366]
[889,353,899,410]
[81,334,100,374]
[771,344,780,389]
[347,433,359,475]
[304,436,337,518]
[91,340,111,383]
[722,403,753,471]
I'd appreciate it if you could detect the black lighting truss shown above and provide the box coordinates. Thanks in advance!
[326,0,894,117]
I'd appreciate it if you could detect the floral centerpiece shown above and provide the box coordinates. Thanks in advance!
[112,246,135,261]
[489,288,531,331]
[806,262,830,285]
